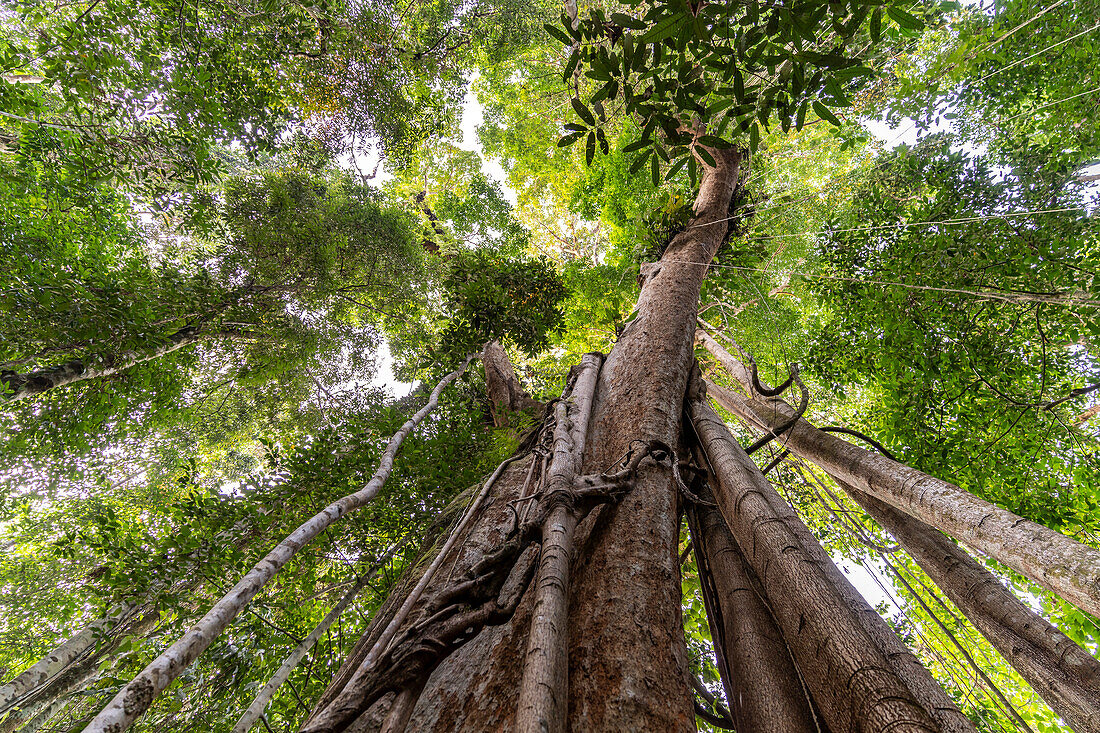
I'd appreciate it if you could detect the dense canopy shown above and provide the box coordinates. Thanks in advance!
[1,0,1098,731]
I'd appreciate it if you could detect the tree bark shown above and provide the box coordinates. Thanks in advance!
[700,330,1100,620]
[304,144,745,733]
[843,481,1100,733]
[1,326,205,401]
[0,608,160,733]
[685,479,820,733]
[708,377,1100,621]
[0,603,136,712]
[83,356,475,733]
[481,341,541,428]
[689,393,975,733]
[515,354,601,733]
[558,143,743,732]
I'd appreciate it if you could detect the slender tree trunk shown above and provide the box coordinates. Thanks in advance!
[685,478,819,733]
[83,357,475,733]
[0,608,160,733]
[234,572,379,733]
[842,481,1100,733]
[1,326,205,401]
[515,354,601,733]
[699,330,1100,619]
[689,391,975,733]
[0,603,135,711]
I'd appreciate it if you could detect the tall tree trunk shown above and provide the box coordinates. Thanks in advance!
[689,390,975,733]
[234,571,379,733]
[0,603,136,711]
[2,326,206,401]
[685,478,819,733]
[699,330,1100,619]
[306,144,745,732]
[842,481,1100,733]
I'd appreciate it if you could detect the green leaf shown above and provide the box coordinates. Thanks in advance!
[695,145,716,168]
[571,98,596,126]
[544,23,573,46]
[697,134,731,148]
[812,100,841,126]
[557,131,585,147]
[612,12,647,30]
[651,154,660,187]
[887,5,923,31]
[749,122,760,152]
[629,150,652,174]
[585,131,595,165]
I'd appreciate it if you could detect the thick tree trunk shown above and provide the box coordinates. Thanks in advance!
[481,341,542,427]
[685,480,819,733]
[700,331,1100,619]
[558,143,742,731]
[306,144,746,732]
[710,381,1100,620]
[842,482,1100,733]
[689,392,975,733]
[1,326,205,401]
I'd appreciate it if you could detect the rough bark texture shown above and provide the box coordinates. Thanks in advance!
[685,482,819,733]
[557,144,743,732]
[690,394,974,733]
[515,354,601,733]
[844,482,1100,733]
[482,341,542,428]
[85,357,474,733]
[1,326,205,401]
[706,376,1100,621]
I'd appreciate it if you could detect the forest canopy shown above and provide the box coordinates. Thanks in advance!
[1,0,1098,731]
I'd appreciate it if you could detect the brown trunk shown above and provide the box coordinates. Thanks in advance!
[306,144,745,731]
[689,391,975,733]
[481,341,542,427]
[845,482,1100,733]
[700,332,1100,620]
[560,144,742,731]
[685,478,819,733]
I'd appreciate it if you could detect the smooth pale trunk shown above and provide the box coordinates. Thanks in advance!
[0,603,135,712]
[685,482,819,733]
[699,331,1100,619]
[843,482,1100,733]
[690,395,975,733]
[515,353,601,733]
[83,357,473,733]
[234,572,378,733]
